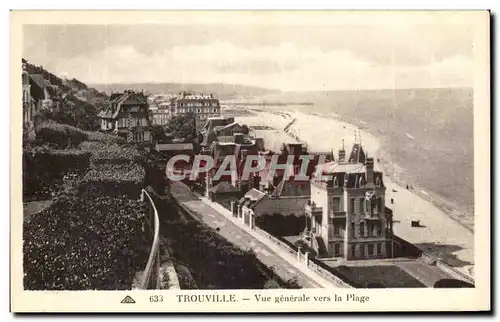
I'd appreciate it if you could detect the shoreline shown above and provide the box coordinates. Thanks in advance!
[232,107,474,271]
[301,111,474,233]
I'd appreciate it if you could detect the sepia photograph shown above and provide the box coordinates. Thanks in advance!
[10,10,490,312]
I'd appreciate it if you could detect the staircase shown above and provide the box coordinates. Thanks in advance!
[315,237,329,258]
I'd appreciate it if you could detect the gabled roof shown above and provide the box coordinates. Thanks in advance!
[216,122,242,134]
[271,179,311,198]
[348,143,366,164]
[210,181,238,194]
[239,188,267,209]
[29,74,45,89]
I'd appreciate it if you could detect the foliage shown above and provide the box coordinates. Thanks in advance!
[151,125,168,142]
[83,164,145,184]
[35,122,88,148]
[84,131,127,144]
[23,59,108,131]
[433,279,474,288]
[165,113,196,142]
[79,141,141,165]
[23,196,149,290]
[255,213,306,237]
[80,164,145,199]
[22,146,91,200]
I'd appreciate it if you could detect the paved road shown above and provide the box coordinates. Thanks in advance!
[170,182,322,288]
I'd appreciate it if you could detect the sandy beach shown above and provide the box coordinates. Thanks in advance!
[232,108,474,276]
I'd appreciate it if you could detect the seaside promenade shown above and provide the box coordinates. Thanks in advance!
[234,108,475,277]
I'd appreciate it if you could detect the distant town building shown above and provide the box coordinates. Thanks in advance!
[304,142,394,260]
[149,101,171,126]
[97,90,152,144]
[170,92,221,120]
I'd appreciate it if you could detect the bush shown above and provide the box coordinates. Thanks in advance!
[23,147,91,199]
[23,196,149,290]
[79,141,141,165]
[36,122,87,148]
[80,164,145,199]
[85,131,127,144]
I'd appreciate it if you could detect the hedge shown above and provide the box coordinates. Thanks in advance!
[35,122,88,148]
[23,195,149,290]
[85,131,127,144]
[79,164,145,199]
[79,141,141,165]
[23,147,91,199]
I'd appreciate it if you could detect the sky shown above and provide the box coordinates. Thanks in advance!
[22,14,475,91]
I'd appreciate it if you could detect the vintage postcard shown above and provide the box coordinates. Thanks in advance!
[10,10,490,313]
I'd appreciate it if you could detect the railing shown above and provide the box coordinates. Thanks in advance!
[329,211,346,218]
[139,188,161,289]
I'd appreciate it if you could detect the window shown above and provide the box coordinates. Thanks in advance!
[332,197,340,212]
[333,176,338,187]
[359,198,364,213]
[375,176,381,187]
[351,223,355,237]
[349,198,355,213]
[351,245,356,258]
[197,109,201,113]
[334,243,340,256]
[365,198,371,214]
[368,244,374,255]
[213,108,217,112]
[334,224,340,236]
[360,222,365,237]
[376,243,381,255]
[360,244,365,256]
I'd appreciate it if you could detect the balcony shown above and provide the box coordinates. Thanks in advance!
[329,211,346,218]
[305,202,322,216]
[364,211,380,220]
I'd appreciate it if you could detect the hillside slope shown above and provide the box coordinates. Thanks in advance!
[24,59,109,130]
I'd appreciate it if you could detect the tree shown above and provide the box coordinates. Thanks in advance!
[151,125,168,142]
[165,113,196,141]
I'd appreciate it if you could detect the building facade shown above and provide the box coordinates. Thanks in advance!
[304,143,394,260]
[22,61,34,128]
[97,90,152,144]
[170,92,221,120]
[150,102,171,126]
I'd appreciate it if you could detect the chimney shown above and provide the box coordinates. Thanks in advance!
[366,157,374,185]
[253,173,261,190]
[338,139,346,163]
[338,150,346,162]
[234,133,244,145]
